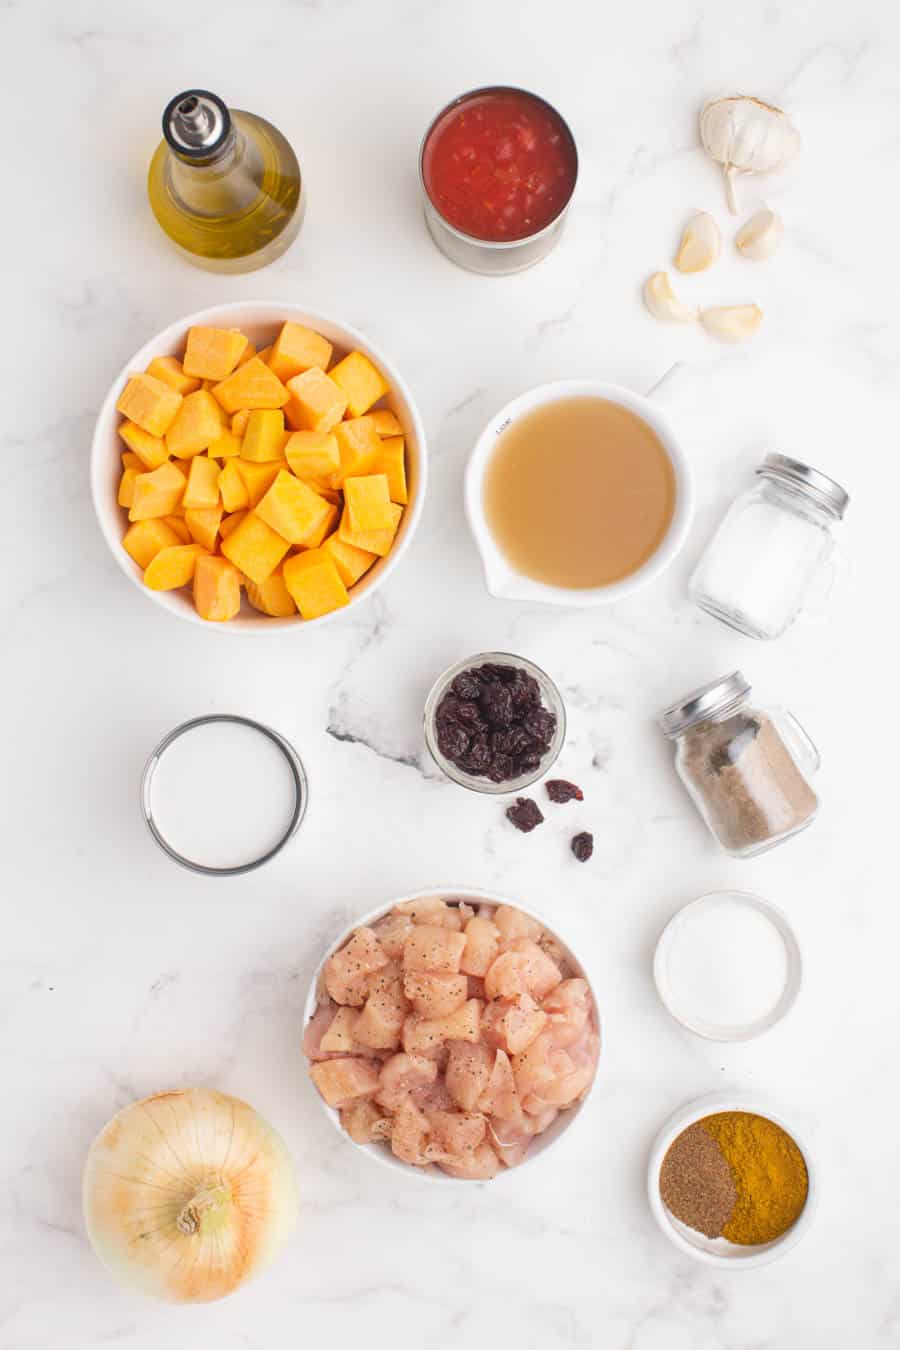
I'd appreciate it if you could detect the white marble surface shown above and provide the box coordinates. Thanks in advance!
[3,1,899,1345]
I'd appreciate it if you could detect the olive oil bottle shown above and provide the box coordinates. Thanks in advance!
[148,90,303,272]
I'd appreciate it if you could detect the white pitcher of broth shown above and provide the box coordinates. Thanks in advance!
[464,379,694,606]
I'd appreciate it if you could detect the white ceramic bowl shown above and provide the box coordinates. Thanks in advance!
[303,886,602,1182]
[647,1092,817,1268]
[91,301,427,632]
[464,379,694,606]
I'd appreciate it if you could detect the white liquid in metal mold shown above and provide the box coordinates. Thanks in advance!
[662,895,790,1033]
[149,721,298,869]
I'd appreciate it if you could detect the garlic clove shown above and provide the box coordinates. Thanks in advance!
[643,271,698,323]
[736,207,784,261]
[700,304,764,342]
[674,211,721,273]
[699,96,800,214]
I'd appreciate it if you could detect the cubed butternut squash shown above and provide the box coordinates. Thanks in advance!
[374,436,408,504]
[284,430,340,484]
[208,429,242,460]
[118,420,170,470]
[116,373,183,437]
[268,322,333,384]
[122,518,182,569]
[218,459,250,513]
[329,350,389,417]
[301,501,339,549]
[231,409,250,438]
[163,515,192,543]
[332,416,381,486]
[242,409,286,462]
[282,549,350,619]
[182,326,249,381]
[284,367,347,433]
[165,389,225,459]
[118,467,139,508]
[182,455,221,510]
[212,357,289,414]
[236,458,285,507]
[245,564,297,617]
[128,461,187,522]
[255,470,332,546]
[145,355,200,397]
[143,544,207,591]
[219,509,247,540]
[371,408,403,437]
[322,532,378,587]
[184,505,223,551]
[120,450,145,473]
[220,510,291,584]
[236,340,258,367]
[344,473,393,533]
[193,554,241,622]
[338,501,402,556]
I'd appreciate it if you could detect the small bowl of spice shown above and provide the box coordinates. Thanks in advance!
[424,652,565,793]
[648,1093,815,1267]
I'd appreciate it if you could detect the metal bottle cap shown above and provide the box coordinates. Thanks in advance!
[659,671,751,738]
[757,453,850,519]
[163,90,231,159]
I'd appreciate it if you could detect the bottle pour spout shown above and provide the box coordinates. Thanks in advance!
[163,90,231,159]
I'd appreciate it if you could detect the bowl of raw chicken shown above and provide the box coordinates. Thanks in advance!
[302,888,601,1180]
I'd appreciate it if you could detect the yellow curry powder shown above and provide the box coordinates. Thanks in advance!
[701,1111,808,1245]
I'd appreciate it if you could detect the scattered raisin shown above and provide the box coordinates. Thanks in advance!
[506,797,544,832]
[546,779,584,804]
[571,831,594,862]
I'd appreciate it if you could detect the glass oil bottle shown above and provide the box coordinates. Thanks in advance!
[148,90,304,272]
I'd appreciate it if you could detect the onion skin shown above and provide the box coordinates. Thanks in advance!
[82,1088,297,1303]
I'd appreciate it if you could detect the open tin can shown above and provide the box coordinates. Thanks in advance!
[418,85,578,276]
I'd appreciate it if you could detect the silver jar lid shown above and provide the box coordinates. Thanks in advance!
[659,670,751,738]
[163,90,231,159]
[757,453,849,519]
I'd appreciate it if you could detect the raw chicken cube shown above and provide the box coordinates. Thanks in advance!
[354,980,409,1050]
[395,896,462,929]
[403,1000,482,1054]
[310,1057,381,1107]
[445,1040,494,1111]
[320,1005,361,1054]
[427,1109,486,1157]
[459,916,501,977]
[437,1140,501,1180]
[403,971,468,1018]
[390,1098,431,1165]
[324,927,389,1006]
[371,911,414,959]
[542,978,592,1047]
[477,1049,523,1123]
[402,924,467,974]
[340,1099,390,1144]
[493,904,543,947]
[482,995,547,1055]
[484,941,562,1001]
[375,1053,437,1112]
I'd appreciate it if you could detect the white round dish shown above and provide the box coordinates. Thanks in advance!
[90,300,427,632]
[464,379,694,606]
[647,1092,817,1268]
[302,887,602,1183]
[653,891,802,1042]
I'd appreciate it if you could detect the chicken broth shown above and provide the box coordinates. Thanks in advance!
[483,397,677,588]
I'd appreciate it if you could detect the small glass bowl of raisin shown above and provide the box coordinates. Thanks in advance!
[424,651,566,794]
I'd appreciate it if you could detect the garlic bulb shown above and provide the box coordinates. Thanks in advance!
[674,212,720,273]
[643,271,698,323]
[699,96,800,213]
[700,304,764,342]
[736,207,784,261]
[83,1088,298,1303]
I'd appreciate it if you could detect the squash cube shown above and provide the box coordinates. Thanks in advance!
[128,461,187,522]
[255,469,332,546]
[193,554,241,622]
[242,409,287,462]
[283,550,350,619]
[165,389,225,459]
[208,429,242,460]
[118,467,139,509]
[185,505,223,552]
[374,436,408,504]
[302,501,339,549]
[146,355,201,397]
[344,474,393,533]
[183,326,249,381]
[118,420,170,471]
[143,543,207,591]
[338,501,402,556]
[116,373,183,437]
[322,532,378,587]
[120,450,145,473]
[284,430,340,484]
[182,455,221,510]
[219,509,246,540]
[236,458,284,507]
[212,357,289,414]
[122,518,182,569]
[245,565,297,618]
[284,367,347,433]
[231,409,250,438]
[236,341,257,367]
[371,408,403,438]
[220,510,291,584]
[268,322,333,384]
[332,416,381,486]
[329,350,390,417]
[163,515,192,543]
[218,459,250,513]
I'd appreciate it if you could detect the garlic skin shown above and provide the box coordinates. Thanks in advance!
[643,271,698,323]
[700,304,764,342]
[736,207,784,261]
[83,1089,298,1303]
[675,211,721,273]
[699,96,800,214]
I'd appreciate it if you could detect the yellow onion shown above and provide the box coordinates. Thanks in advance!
[83,1088,297,1303]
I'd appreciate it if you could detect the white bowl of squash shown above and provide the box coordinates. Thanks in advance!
[90,300,427,631]
[302,888,602,1182]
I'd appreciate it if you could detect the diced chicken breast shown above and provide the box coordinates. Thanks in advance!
[445,1040,494,1111]
[309,1057,381,1107]
[324,927,390,1006]
[538,932,575,979]
[340,1099,389,1144]
[459,916,501,977]
[371,912,414,960]
[483,940,562,1002]
[403,1000,482,1055]
[403,971,468,1018]
[427,1109,486,1157]
[437,1140,501,1180]
[302,1001,341,1060]
[395,897,461,929]
[482,995,548,1055]
[542,978,592,1048]
[354,980,409,1051]
[494,905,543,947]
[488,1120,533,1168]
[402,924,467,975]
[511,1031,559,1101]
[477,1049,523,1123]
[320,1005,361,1054]
[375,1053,437,1112]
[390,1099,431,1165]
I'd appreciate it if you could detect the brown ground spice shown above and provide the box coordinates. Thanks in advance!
[659,1121,737,1238]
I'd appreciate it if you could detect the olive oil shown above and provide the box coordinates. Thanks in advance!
[148,90,303,272]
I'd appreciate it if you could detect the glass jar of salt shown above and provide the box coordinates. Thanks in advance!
[689,454,849,640]
[660,672,820,857]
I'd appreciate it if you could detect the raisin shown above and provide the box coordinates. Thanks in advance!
[480,683,514,728]
[571,831,594,862]
[437,722,469,761]
[488,754,515,783]
[510,671,541,709]
[506,797,544,832]
[518,750,543,772]
[546,779,584,804]
[461,733,492,774]
[452,672,481,701]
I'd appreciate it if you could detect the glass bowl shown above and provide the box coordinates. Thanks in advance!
[423,651,565,794]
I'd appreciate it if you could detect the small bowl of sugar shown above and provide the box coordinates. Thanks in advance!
[653,891,802,1041]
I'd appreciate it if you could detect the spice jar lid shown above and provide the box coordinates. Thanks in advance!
[757,453,849,519]
[659,671,750,738]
